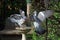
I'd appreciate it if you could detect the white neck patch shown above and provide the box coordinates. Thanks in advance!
[33,22,39,28]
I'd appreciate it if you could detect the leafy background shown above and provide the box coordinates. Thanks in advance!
[0,0,60,40]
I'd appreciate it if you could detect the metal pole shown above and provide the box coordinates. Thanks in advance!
[44,0,49,40]
[45,19,48,40]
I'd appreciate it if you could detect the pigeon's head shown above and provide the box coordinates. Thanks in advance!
[21,11,25,17]
[33,11,37,17]
[19,9,22,13]
[19,9,25,17]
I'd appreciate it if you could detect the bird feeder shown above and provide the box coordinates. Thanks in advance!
[0,0,33,39]
[0,21,34,40]
[0,0,54,40]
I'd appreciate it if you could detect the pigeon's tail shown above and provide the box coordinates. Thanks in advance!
[33,21,47,35]
[35,29,47,35]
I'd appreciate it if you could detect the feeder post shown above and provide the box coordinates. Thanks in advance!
[22,33,26,40]
[26,0,31,17]
[21,0,32,40]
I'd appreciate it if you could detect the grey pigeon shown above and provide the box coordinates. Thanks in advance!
[33,11,46,35]
[5,10,26,29]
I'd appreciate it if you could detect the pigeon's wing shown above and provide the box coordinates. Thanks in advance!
[37,11,46,21]
[16,18,25,26]
[44,10,54,18]
[37,10,54,21]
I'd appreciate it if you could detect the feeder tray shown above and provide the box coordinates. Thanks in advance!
[0,25,34,35]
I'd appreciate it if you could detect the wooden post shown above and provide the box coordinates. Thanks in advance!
[22,33,26,40]
[21,0,32,40]
[26,0,31,17]
[27,3,31,17]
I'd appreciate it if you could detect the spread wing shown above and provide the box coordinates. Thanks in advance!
[37,10,54,21]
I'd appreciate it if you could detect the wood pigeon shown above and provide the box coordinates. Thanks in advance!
[5,10,26,29]
[32,10,54,35]
[33,11,46,35]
